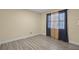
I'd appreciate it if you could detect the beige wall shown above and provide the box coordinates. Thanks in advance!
[0,10,41,43]
[40,13,46,35]
[41,9,79,45]
[68,9,79,45]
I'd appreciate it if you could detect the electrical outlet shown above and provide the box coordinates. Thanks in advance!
[30,32,32,34]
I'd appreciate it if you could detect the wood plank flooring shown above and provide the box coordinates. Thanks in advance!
[0,35,79,50]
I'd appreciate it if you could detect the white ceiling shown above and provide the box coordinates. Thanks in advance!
[28,9,53,13]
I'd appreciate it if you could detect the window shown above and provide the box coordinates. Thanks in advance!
[48,15,51,28]
[51,12,65,29]
[59,12,65,29]
[51,13,59,29]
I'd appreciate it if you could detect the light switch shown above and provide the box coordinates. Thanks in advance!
[78,20,79,25]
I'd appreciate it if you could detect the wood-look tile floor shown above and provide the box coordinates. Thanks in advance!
[0,35,79,50]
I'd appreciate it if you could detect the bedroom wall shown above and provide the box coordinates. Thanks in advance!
[0,10,41,44]
[68,9,79,45]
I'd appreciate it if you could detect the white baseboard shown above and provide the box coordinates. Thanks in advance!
[0,33,41,45]
[2,33,79,46]
[69,40,79,45]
